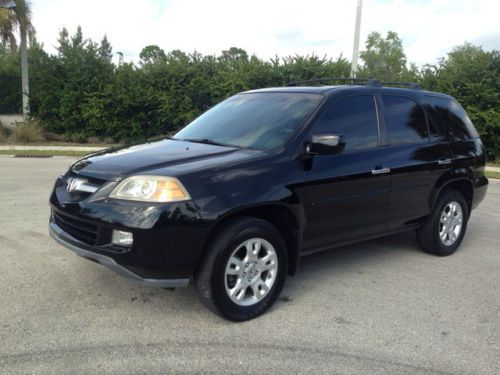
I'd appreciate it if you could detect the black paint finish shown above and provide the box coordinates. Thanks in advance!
[49,85,488,282]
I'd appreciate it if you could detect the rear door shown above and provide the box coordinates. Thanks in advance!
[381,94,453,229]
[302,94,391,252]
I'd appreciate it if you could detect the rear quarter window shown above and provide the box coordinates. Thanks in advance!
[424,96,479,141]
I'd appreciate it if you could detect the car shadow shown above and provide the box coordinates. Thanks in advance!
[280,230,421,298]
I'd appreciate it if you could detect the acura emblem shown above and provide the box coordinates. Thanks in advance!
[66,177,85,192]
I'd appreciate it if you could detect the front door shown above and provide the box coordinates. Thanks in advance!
[301,94,391,252]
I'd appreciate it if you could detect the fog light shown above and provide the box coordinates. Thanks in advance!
[112,230,133,247]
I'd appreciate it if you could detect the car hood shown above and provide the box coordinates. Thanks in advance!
[71,139,254,180]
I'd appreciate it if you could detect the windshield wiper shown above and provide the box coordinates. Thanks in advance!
[181,138,236,147]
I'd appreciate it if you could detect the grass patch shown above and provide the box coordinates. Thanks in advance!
[485,171,500,180]
[0,149,91,157]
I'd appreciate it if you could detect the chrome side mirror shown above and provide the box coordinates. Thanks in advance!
[306,133,344,154]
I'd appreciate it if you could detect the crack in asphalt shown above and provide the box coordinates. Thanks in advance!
[0,339,453,374]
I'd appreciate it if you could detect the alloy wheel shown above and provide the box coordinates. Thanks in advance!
[224,238,278,306]
[439,201,463,246]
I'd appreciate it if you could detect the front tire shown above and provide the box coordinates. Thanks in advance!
[416,189,469,256]
[195,217,288,321]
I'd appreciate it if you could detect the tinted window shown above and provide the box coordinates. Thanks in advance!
[174,93,322,150]
[382,96,428,145]
[425,96,479,140]
[313,95,378,151]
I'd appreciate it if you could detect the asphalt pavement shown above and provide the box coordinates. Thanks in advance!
[0,156,499,374]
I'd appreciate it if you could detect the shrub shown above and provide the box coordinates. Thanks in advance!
[2,29,498,157]
[12,120,46,143]
[44,132,68,142]
[0,123,12,143]
[68,133,88,143]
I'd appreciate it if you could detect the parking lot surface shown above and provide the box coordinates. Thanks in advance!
[0,157,499,374]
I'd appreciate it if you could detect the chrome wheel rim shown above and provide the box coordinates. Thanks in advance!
[224,238,278,307]
[439,201,463,246]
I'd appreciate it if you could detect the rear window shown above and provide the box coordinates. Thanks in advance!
[425,96,479,140]
[382,95,429,145]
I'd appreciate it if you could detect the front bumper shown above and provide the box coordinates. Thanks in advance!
[49,221,190,288]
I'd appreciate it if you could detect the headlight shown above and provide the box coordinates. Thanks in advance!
[109,176,190,202]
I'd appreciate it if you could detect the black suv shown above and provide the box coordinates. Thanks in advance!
[49,79,488,321]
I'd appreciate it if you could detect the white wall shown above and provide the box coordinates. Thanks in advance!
[0,115,24,128]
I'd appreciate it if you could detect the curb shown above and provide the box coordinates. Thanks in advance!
[0,154,78,159]
[0,145,106,152]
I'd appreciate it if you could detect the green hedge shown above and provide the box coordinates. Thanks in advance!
[1,28,498,157]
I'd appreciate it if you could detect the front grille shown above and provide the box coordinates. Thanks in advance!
[63,172,107,201]
[54,211,99,245]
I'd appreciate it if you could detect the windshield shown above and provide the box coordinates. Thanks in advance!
[174,92,322,150]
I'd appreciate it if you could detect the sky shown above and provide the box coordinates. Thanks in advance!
[31,0,500,66]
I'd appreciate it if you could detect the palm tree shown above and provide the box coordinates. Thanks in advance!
[0,0,34,118]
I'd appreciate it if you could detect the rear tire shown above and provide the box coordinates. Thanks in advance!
[195,217,288,321]
[416,189,468,256]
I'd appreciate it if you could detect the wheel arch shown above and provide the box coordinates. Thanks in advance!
[199,203,303,276]
[431,178,474,216]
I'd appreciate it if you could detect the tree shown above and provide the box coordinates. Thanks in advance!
[29,27,116,136]
[220,47,249,63]
[0,0,34,117]
[359,31,408,81]
[0,45,21,112]
[0,1,17,52]
[430,44,500,158]
[4,25,493,156]
[139,45,166,65]
[279,54,350,84]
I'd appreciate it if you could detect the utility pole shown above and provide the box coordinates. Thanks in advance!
[20,25,29,118]
[351,0,363,78]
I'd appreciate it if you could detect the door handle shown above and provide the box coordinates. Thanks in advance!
[371,167,391,175]
[437,158,452,165]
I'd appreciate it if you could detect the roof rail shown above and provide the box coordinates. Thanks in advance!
[286,78,423,90]
[286,77,381,87]
[380,81,422,90]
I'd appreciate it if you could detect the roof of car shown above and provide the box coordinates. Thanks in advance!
[245,85,451,98]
